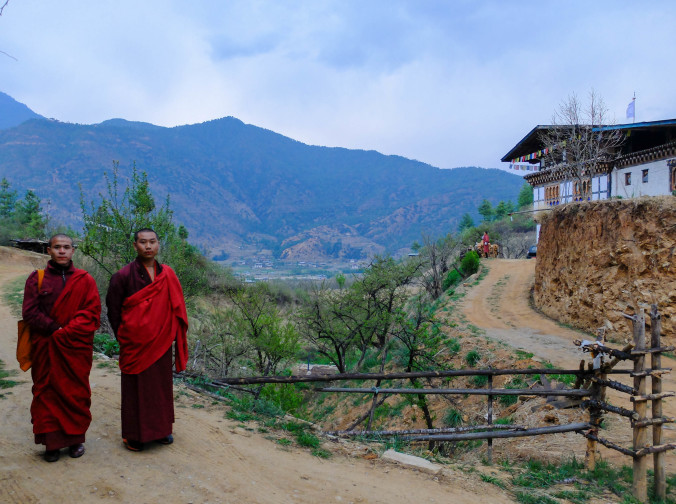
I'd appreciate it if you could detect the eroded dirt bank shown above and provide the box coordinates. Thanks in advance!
[535,196,676,340]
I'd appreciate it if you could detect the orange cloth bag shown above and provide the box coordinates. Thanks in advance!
[16,269,44,372]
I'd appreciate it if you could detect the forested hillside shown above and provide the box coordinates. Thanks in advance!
[0,94,524,259]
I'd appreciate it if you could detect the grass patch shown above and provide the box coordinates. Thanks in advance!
[480,473,506,489]
[444,408,463,427]
[508,458,676,504]
[515,350,534,360]
[296,431,321,448]
[471,374,489,387]
[2,275,26,317]
[0,359,20,391]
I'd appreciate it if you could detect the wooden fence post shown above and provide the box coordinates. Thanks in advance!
[632,308,648,503]
[486,374,493,464]
[585,371,601,470]
[650,304,665,501]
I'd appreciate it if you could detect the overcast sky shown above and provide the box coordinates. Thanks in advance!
[1,1,675,170]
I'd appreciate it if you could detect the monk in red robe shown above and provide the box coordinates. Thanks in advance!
[21,234,101,462]
[106,228,188,452]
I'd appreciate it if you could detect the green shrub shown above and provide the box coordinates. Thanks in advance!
[445,337,461,355]
[93,333,119,357]
[471,374,488,387]
[296,431,321,448]
[465,349,481,367]
[461,251,480,275]
[442,269,462,291]
[444,408,463,427]
[259,383,304,414]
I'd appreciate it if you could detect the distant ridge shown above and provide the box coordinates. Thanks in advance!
[0,92,44,129]
[0,92,524,260]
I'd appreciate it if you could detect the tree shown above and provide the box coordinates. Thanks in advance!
[79,161,208,296]
[517,182,534,209]
[457,213,474,233]
[0,178,17,218]
[539,90,624,191]
[419,233,459,300]
[15,190,47,238]
[227,284,300,400]
[477,199,494,222]
[494,200,515,220]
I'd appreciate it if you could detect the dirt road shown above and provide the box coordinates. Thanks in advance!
[0,248,514,504]
[460,258,675,471]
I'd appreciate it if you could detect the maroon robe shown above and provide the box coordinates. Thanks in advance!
[106,258,187,443]
[22,261,101,450]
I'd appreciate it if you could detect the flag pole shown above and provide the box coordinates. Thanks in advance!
[632,92,636,124]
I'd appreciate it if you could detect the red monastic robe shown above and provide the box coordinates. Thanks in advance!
[106,260,188,443]
[26,268,101,446]
[116,266,188,374]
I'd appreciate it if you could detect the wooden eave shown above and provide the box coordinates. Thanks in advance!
[524,162,612,186]
[614,140,676,168]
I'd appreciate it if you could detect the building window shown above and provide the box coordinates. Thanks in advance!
[625,172,631,186]
[642,169,649,183]
[545,184,560,205]
[573,178,591,201]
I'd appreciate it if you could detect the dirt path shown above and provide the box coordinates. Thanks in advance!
[460,258,675,471]
[0,248,515,504]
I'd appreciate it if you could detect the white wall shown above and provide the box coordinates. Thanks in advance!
[612,159,672,198]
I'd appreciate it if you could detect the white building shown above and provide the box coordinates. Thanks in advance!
[502,119,676,241]
[503,119,676,205]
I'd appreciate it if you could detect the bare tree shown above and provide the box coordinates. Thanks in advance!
[538,90,624,197]
[0,1,9,16]
[419,233,460,299]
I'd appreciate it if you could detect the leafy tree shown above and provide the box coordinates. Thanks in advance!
[494,200,515,220]
[229,283,300,379]
[517,182,533,209]
[15,190,46,238]
[457,213,475,233]
[79,161,208,296]
[392,294,444,433]
[0,178,17,218]
[477,199,494,222]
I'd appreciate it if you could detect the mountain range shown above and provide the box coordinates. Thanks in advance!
[0,92,524,260]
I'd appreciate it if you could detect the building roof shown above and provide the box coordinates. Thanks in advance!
[501,118,676,164]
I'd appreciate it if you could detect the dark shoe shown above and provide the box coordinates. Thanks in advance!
[44,449,60,462]
[69,443,85,458]
[123,438,144,452]
[157,434,173,445]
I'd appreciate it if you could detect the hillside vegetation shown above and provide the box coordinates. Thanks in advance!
[0,93,524,259]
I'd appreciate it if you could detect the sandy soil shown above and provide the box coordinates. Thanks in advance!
[460,258,675,472]
[0,248,516,504]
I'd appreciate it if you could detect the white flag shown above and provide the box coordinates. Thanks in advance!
[626,100,635,119]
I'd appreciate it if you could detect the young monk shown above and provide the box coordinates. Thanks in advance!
[105,228,188,452]
[21,234,101,462]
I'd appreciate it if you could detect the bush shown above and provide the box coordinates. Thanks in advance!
[461,251,480,276]
[444,408,463,427]
[465,349,481,367]
[93,333,119,357]
[259,383,305,414]
[442,269,462,291]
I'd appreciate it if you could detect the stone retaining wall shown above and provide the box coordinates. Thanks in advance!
[534,196,675,341]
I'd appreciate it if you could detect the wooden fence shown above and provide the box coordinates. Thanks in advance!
[179,305,673,503]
